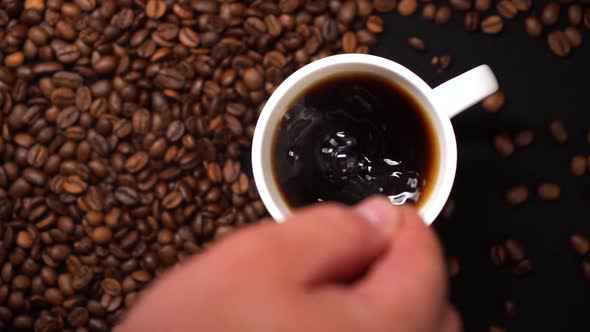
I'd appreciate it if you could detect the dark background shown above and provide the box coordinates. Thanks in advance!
[373,4,590,332]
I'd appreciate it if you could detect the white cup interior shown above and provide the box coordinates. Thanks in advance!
[252,54,457,225]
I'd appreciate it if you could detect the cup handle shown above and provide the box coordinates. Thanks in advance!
[430,65,499,118]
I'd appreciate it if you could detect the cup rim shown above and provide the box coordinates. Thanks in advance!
[252,54,457,225]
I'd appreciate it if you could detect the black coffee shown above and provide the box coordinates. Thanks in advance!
[272,73,439,209]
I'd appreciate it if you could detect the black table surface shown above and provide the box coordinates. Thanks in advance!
[372,5,590,332]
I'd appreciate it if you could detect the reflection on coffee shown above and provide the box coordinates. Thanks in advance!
[272,73,439,209]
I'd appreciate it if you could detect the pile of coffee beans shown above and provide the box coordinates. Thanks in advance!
[0,0,395,330]
[403,0,590,57]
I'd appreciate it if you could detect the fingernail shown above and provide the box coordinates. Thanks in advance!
[354,197,403,238]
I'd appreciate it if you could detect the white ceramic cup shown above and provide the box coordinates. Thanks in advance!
[252,54,498,225]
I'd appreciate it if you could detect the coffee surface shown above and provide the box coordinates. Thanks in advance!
[273,74,439,208]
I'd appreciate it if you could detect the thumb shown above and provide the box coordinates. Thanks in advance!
[355,205,448,331]
[213,197,402,286]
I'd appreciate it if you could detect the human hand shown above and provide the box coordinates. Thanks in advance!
[117,197,460,332]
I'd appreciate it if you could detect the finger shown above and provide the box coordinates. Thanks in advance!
[440,305,462,332]
[210,197,403,286]
[355,206,448,329]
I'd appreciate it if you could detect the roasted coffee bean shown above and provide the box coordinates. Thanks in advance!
[481,91,505,112]
[506,185,528,205]
[564,27,583,48]
[496,1,518,19]
[505,239,526,262]
[407,36,426,52]
[338,1,358,25]
[439,55,453,70]
[53,71,83,89]
[179,27,200,48]
[366,16,384,34]
[9,178,32,198]
[13,315,33,330]
[125,152,150,174]
[223,160,240,183]
[75,0,96,11]
[514,129,534,147]
[549,119,568,143]
[450,0,471,11]
[434,5,452,25]
[162,192,183,209]
[373,0,396,13]
[4,52,24,68]
[493,134,514,157]
[15,134,35,148]
[89,134,110,156]
[115,187,139,206]
[581,261,590,281]
[16,231,34,249]
[397,0,418,16]
[422,3,436,20]
[524,16,543,38]
[51,88,76,108]
[27,144,48,168]
[464,12,480,32]
[570,233,590,256]
[206,163,223,183]
[149,138,167,158]
[569,4,583,26]
[547,30,571,56]
[76,87,92,111]
[446,256,460,278]
[91,227,113,245]
[158,245,178,266]
[475,0,492,12]
[321,19,340,41]
[63,176,88,194]
[166,121,185,142]
[55,45,81,63]
[96,56,119,76]
[571,155,587,176]
[146,0,167,19]
[100,293,122,312]
[154,68,186,90]
[56,107,80,129]
[23,168,45,187]
[538,182,560,201]
[342,31,358,53]
[101,278,121,296]
[541,2,560,26]
[44,287,64,306]
[243,68,264,90]
[88,318,109,332]
[490,244,507,266]
[512,0,531,12]
[68,307,89,327]
[481,16,504,34]
[504,300,516,316]
[512,259,532,275]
